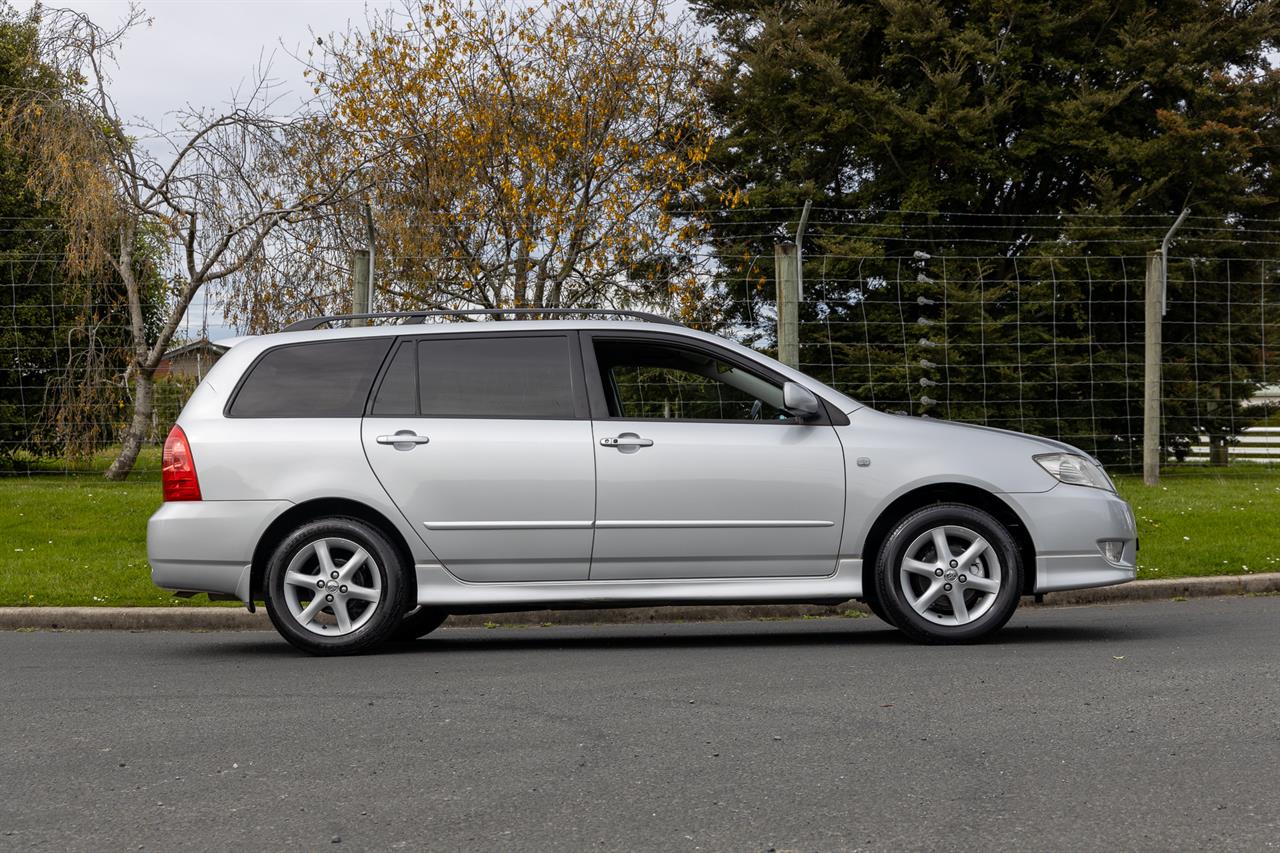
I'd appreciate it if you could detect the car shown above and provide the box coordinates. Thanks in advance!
[148,309,1138,654]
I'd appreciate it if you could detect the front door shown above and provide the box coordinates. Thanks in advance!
[584,334,847,580]
[362,332,595,582]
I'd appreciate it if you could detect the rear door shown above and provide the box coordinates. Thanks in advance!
[584,332,847,580]
[362,331,595,582]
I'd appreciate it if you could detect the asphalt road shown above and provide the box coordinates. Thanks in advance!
[2,597,1278,853]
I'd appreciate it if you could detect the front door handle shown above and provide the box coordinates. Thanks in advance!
[377,430,430,450]
[600,435,654,449]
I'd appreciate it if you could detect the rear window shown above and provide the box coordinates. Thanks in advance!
[228,338,392,418]
[414,335,576,419]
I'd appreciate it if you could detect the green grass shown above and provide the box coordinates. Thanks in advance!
[0,471,235,607]
[1,462,1278,607]
[1115,467,1280,580]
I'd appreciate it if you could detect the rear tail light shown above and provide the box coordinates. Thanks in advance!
[162,425,202,501]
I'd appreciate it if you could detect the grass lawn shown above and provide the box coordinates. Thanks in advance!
[1115,468,1280,580]
[0,472,237,606]
[1,461,1278,607]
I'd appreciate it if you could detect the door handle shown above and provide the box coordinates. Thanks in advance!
[600,435,654,448]
[377,430,430,449]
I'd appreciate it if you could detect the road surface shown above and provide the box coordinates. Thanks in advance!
[2,596,1278,851]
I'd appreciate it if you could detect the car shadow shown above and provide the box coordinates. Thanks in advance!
[188,617,1169,659]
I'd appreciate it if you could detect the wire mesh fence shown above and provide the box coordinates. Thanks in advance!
[2,214,1278,476]
[718,252,1277,471]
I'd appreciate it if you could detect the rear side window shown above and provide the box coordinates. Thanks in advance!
[228,338,392,418]
[370,342,417,415]
[414,335,575,418]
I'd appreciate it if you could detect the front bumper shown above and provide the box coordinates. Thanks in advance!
[1006,485,1138,594]
[147,500,290,603]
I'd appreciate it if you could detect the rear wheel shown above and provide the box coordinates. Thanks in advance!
[264,517,409,655]
[874,503,1022,644]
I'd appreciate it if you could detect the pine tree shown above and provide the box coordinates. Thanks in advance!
[694,0,1279,465]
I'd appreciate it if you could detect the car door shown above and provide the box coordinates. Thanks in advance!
[583,332,847,580]
[361,331,595,582]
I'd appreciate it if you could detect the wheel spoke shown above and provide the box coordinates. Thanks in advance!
[344,582,380,603]
[284,570,319,590]
[314,540,337,577]
[955,536,990,570]
[333,599,353,633]
[297,595,327,625]
[931,528,951,562]
[337,547,370,582]
[912,580,947,614]
[948,587,970,623]
[902,558,939,578]
[965,575,1000,594]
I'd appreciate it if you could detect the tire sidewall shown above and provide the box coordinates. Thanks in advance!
[875,504,1023,643]
[392,606,449,641]
[264,517,408,655]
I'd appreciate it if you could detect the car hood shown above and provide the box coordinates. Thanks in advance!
[861,409,1096,460]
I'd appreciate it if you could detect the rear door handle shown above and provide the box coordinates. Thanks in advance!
[600,435,654,448]
[377,430,430,449]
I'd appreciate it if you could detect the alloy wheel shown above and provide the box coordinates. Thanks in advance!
[280,537,383,636]
[897,524,1002,626]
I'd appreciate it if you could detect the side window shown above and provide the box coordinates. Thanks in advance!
[416,335,576,419]
[594,339,789,421]
[370,342,417,415]
[229,338,392,418]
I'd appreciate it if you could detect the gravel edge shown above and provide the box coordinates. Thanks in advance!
[2,572,1277,631]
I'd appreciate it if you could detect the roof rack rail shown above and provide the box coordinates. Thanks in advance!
[282,308,681,332]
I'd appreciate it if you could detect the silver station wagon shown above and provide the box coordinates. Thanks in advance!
[148,310,1137,654]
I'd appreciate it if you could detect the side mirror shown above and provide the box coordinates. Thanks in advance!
[782,381,821,420]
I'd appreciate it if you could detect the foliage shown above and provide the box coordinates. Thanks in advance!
[2,7,369,478]
[0,6,65,463]
[694,0,1280,466]
[231,0,722,329]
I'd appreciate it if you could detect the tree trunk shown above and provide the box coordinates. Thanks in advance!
[104,366,156,481]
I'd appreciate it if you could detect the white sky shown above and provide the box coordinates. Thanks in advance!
[13,1,392,123]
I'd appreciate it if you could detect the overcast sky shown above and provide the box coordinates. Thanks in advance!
[13,1,393,124]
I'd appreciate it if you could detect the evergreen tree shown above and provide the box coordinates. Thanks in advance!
[0,7,71,463]
[694,0,1279,465]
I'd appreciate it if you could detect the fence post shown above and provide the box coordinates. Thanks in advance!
[1143,250,1162,486]
[351,249,371,326]
[775,241,799,370]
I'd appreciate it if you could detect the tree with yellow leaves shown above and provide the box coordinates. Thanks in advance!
[304,0,720,319]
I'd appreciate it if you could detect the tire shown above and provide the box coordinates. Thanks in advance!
[873,503,1023,644]
[263,517,410,656]
[861,590,895,625]
[392,606,448,641]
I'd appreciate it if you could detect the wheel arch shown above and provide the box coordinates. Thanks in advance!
[250,497,417,600]
[859,483,1037,597]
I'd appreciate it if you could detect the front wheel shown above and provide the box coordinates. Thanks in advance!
[263,517,409,655]
[874,503,1023,644]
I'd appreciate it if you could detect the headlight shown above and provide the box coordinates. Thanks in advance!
[1034,453,1115,492]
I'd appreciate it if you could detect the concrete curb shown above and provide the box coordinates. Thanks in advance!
[2,572,1277,631]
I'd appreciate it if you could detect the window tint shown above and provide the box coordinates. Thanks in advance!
[595,340,788,421]
[370,342,417,415]
[229,338,392,418]
[417,336,575,418]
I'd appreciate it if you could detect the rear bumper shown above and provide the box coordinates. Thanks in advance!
[1005,485,1138,594]
[147,500,290,603]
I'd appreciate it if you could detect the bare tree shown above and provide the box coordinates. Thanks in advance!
[2,5,370,478]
